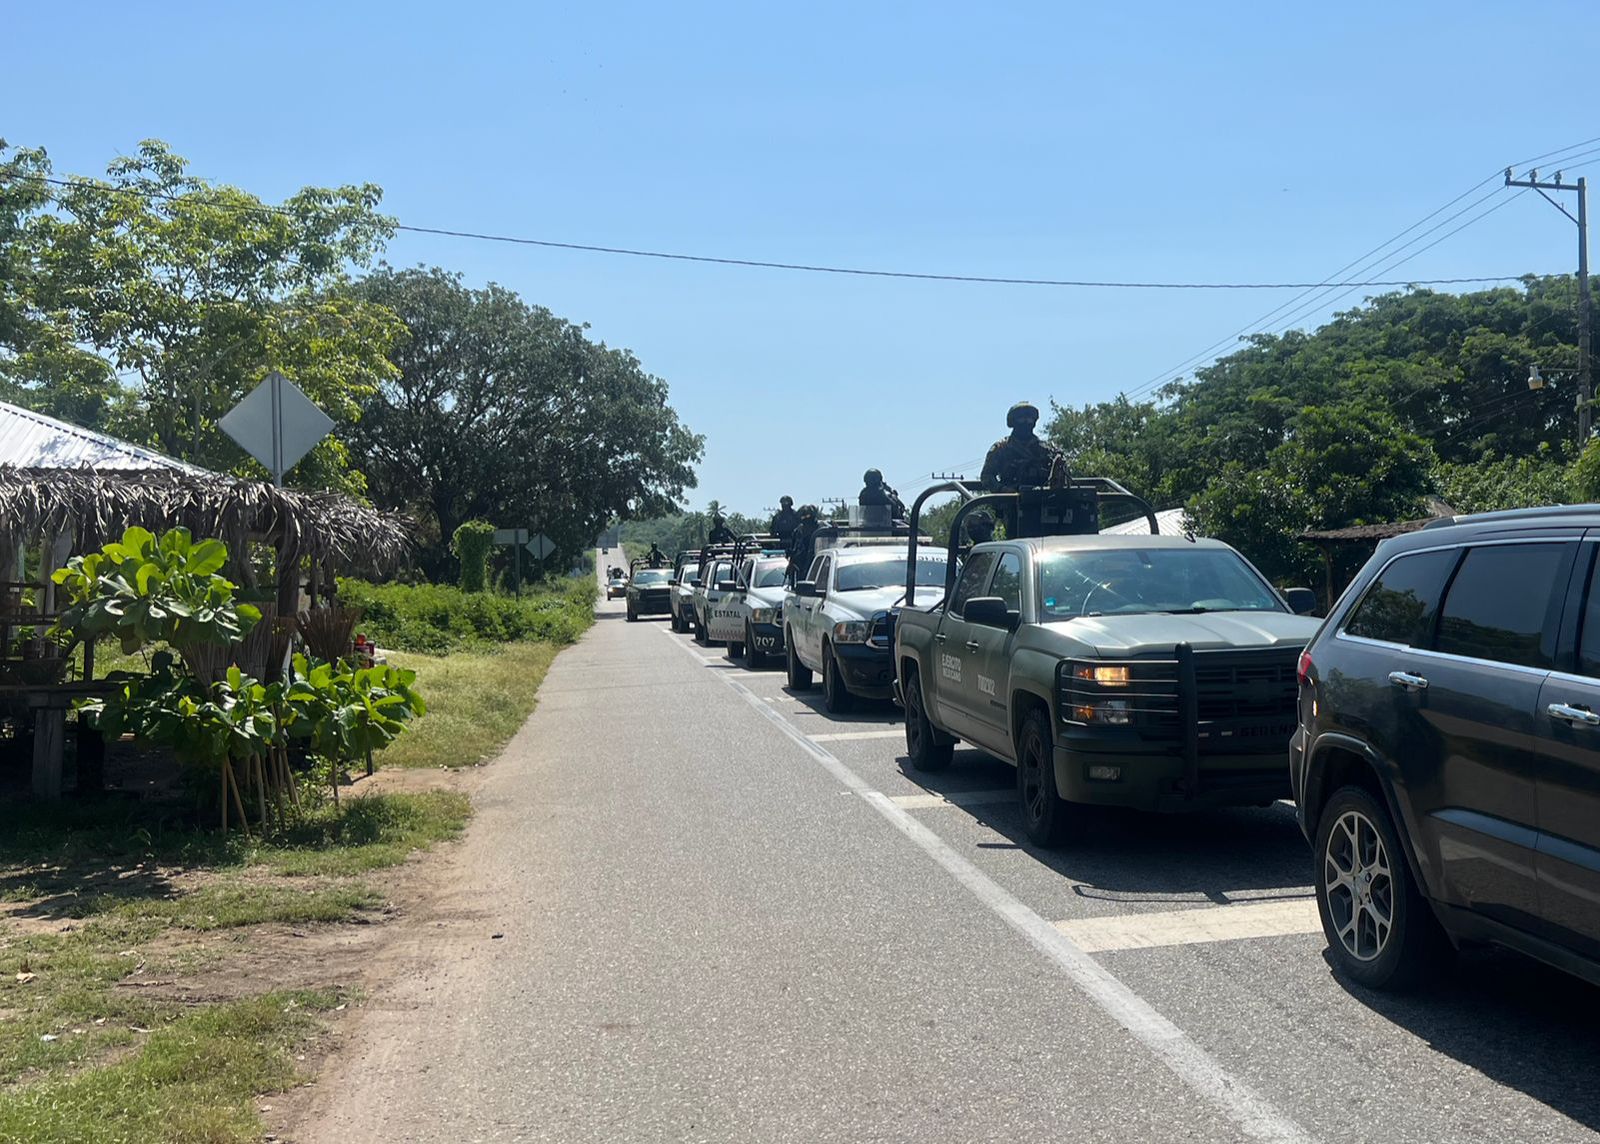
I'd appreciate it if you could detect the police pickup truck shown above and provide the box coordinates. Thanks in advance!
[893,479,1320,847]
[785,524,949,712]
[691,545,739,647]
[701,536,790,666]
[668,549,701,633]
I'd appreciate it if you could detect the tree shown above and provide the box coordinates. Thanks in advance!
[26,140,400,491]
[348,267,703,577]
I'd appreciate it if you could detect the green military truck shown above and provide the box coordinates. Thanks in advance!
[893,479,1320,847]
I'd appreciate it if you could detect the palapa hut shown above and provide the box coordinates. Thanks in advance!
[0,400,411,797]
[1299,497,1458,605]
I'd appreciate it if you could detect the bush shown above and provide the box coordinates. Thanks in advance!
[336,577,597,654]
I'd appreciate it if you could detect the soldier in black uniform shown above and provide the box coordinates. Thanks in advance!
[858,469,891,507]
[707,513,735,545]
[769,495,799,540]
[645,543,667,568]
[981,401,1068,491]
[786,503,820,578]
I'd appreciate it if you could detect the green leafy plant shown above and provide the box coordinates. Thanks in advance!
[450,520,495,593]
[283,654,426,803]
[53,526,261,658]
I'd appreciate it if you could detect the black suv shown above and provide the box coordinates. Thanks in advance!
[1292,505,1600,990]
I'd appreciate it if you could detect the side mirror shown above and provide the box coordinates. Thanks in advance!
[668,578,678,586]
[964,596,1020,630]
[1283,587,1318,615]
[688,577,701,587]
[795,580,821,598]
[717,580,739,593]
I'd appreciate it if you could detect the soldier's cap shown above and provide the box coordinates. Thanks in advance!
[780,495,793,506]
[1007,401,1040,427]
[863,468,883,484]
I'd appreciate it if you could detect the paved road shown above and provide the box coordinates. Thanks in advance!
[310,559,1600,1142]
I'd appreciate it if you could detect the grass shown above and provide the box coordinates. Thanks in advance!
[0,789,472,1142]
[380,642,563,768]
[0,990,339,1144]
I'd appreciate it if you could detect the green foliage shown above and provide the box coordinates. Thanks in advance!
[619,503,771,558]
[347,267,704,576]
[337,576,598,653]
[52,526,261,656]
[282,654,426,765]
[451,519,495,592]
[1435,447,1575,513]
[16,140,401,490]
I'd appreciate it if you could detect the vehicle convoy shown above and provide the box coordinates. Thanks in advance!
[785,536,949,712]
[691,545,739,646]
[1291,504,1600,991]
[668,549,702,633]
[702,536,790,665]
[624,561,673,622]
[894,478,1321,847]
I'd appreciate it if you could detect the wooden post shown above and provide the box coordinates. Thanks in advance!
[31,704,65,800]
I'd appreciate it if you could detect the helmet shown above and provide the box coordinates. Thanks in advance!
[863,468,883,485]
[780,495,793,507]
[800,503,818,519]
[1007,401,1040,428]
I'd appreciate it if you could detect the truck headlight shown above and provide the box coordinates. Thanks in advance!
[832,620,872,644]
[751,607,777,625]
[1072,699,1133,726]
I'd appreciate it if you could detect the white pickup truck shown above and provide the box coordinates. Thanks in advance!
[783,544,948,712]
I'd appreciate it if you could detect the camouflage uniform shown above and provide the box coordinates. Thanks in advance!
[980,401,1067,491]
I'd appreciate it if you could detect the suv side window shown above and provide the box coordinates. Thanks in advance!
[1575,549,1600,678]
[951,551,998,617]
[1435,543,1568,669]
[1344,548,1457,646]
[989,551,1023,611]
[807,555,831,589]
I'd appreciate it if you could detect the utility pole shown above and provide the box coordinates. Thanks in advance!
[1507,168,1591,444]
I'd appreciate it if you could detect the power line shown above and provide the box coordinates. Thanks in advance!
[10,171,1524,293]
[1119,136,1600,401]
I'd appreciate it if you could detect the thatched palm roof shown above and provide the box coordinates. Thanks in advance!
[0,467,411,578]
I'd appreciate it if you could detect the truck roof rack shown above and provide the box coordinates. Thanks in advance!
[731,533,787,564]
[903,477,1160,606]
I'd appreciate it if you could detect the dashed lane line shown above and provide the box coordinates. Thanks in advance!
[656,627,1313,1144]
[889,790,1015,810]
[1055,899,1321,953]
[809,729,904,742]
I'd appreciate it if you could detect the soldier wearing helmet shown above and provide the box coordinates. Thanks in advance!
[769,494,799,540]
[786,503,822,577]
[707,512,735,545]
[858,469,908,520]
[981,401,1068,491]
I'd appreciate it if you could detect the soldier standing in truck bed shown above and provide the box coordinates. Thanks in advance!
[981,401,1068,491]
[770,495,799,540]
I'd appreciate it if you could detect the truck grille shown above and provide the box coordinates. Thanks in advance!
[1058,647,1301,754]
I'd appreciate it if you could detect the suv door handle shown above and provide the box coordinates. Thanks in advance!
[965,640,981,651]
[1548,702,1600,726]
[1387,671,1429,691]
[934,633,947,643]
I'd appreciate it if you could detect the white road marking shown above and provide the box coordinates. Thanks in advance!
[656,627,1312,1144]
[889,790,1014,810]
[1055,899,1321,953]
[809,730,904,742]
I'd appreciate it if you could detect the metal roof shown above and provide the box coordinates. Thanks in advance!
[1100,506,1192,536]
[0,401,207,473]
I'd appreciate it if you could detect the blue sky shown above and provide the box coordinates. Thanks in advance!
[7,1,1599,514]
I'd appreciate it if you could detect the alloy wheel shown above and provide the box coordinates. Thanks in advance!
[1323,809,1395,963]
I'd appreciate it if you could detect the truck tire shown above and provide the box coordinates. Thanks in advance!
[727,635,745,659]
[1017,708,1074,848]
[904,666,953,772]
[1314,785,1444,991]
[822,643,853,714]
[695,612,709,645]
[786,634,813,690]
[670,609,683,633]
[744,622,765,668]
[626,606,637,622]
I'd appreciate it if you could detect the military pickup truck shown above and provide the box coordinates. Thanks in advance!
[893,479,1320,847]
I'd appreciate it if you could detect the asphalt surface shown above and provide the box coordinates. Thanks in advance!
[311,559,1600,1143]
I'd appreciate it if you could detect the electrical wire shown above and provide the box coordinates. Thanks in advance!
[7,170,1525,293]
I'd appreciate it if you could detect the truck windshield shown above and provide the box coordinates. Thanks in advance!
[753,563,788,588]
[836,557,945,592]
[1038,548,1282,618]
[632,569,669,586]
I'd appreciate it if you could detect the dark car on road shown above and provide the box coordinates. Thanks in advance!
[1292,505,1600,990]
[625,566,673,622]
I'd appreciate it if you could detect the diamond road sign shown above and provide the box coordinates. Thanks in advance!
[526,533,556,560]
[218,371,334,484]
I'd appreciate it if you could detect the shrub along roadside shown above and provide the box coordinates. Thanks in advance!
[337,577,597,654]
[378,642,563,768]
